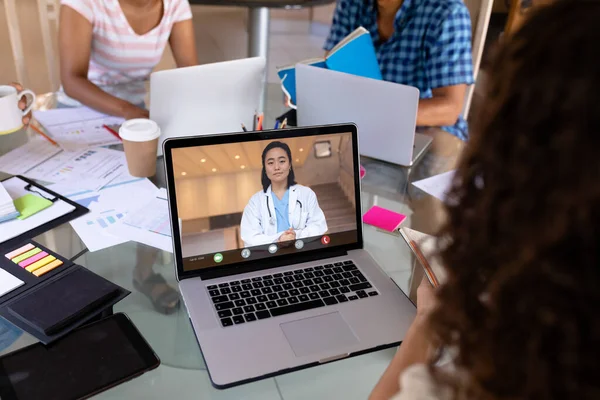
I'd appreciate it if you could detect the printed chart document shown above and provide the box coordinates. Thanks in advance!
[412,170,456,203]
[0,137,62,176]
[33,107,123,151]
[107,188,173,252]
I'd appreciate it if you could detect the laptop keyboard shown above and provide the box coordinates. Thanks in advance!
[207,261,379,327]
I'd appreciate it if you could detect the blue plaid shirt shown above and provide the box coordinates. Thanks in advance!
[324,0,474,140]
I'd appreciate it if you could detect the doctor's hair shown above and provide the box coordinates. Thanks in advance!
[261,141,296,192]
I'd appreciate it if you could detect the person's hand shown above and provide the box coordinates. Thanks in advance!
[11,82,32,126]
[122,103,149,120]
[278,228,296,242]
[415,277,437,319]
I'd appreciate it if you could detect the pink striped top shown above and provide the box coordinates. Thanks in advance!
[59,0,192,107]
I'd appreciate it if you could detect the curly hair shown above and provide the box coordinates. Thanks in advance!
[429,1,600,399]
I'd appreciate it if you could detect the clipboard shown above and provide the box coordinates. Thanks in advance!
[0,175,89,247]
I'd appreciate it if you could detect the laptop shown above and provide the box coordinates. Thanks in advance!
[296,64,432,167]
[163,123,417,388]
[150,57,265,156]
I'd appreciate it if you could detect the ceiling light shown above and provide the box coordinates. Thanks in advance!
[181,172,187,176]
[299,148,304,152]
[295,159,299,162]
[235,155,240,159]
[240,165,246,169]
[212,168,217,172]
[201,159,206,163]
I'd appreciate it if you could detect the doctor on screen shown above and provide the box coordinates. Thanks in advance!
[241,141,328,247]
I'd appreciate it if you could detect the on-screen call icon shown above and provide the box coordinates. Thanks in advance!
[268,244,278,254]
[241,249,251,259]
[213,253,223,263]
[321,235,331,245]
[294,240,304,250]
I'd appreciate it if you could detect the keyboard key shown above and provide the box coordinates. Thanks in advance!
[279,291,290,298]
[313,277,324,284]
[284,276,294,283]
[348,295,359,301]
[209,290,220,297]
[329,288,340,296]
[303,279,314,286]
[304,267,314,272]
[294,270,304,275]
[262,287,273,294]
[323,297,338,305]
[257,295,268,302]
[336,295,349,303]
[229,293,240,300]
[242,284,253,290]
[294,274,304,281]
[256,303,267,311]
[251,289,262,296]
[309,292,320,300]
[283,283,293,290]
[263,279,274,286]
[220,287,232,295]
[310,285,320,292]
[288,296,299,304]
[319,291,330,298]
[293,281,303,288]
[207,285,217,290]
[253,282,264,289]
[273,273,283,278]
[221,318,233,327]
[352,270,363,277]
[304,272,315,279]
[274,278,284,284]
[232,286,242,293]
[342,272,353,279]
[212,295,228,304]
[241,279,251,284]
[314,271,324,277]
[245,313,257,322]
[314,266,324,270]
[333,267,343,273]
[284,271,294,276]
[215,302,234,310]
[330,281,341,288]
[235,300,246,307]
[244,305,256,313]
[230,281,240,286]
[268,293,279,301]
[247,297,257,305]
[368,291,379,296]
[323,276,334,283]
[277,299,289,307]
[218,310,232,318]
[232,307,243,315]
[332,274,343,281]
[270,299,325,317]
[340,279,350,286]
[233,315,245,324]
[357,290,368,299]
[218,283,230,288]
[298,294,309,302]
[343,264,357,271]
[256,310,271,320]
[300,287,310,294]
[289,289,300,296]
[349,277,360,284]
[263,275,273,280]
[266,301,277,308]
[340,286,350,294]
[320,283,331,290]
[272,285,283,292]
[240,291,251,298]
[324,264,333,268]
[343,260,354,265]
[349,282,372,292]
[252,277,262,282]
[359,275,368,282]
[324,269,334,275]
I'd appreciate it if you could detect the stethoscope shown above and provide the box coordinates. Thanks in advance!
[266,195,303,228]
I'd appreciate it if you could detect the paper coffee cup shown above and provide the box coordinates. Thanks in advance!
[119,119,160,177]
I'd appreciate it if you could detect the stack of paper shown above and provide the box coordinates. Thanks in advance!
[0,182,19,223]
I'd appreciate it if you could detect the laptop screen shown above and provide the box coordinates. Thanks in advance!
[168,130,359,273]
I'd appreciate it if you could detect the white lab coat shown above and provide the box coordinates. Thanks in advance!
[240,184,328,247]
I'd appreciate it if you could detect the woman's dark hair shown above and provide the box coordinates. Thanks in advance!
[429,1,600,398]
[261,141,296,192]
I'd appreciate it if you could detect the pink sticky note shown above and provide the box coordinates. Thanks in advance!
[19,251,48,268]
[5,243,35,260]
[363,206,407,232]
[360,165,366,179]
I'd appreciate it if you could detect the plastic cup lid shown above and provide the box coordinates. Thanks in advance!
[119,119,160,142]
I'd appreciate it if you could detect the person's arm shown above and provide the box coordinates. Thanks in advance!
[58,5,148,119]
[168,2,198,68]
[295,190,328,239]
[369,278,437,400]
[419,5,474,129]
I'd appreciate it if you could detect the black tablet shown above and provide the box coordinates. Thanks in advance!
[0,313,160,400]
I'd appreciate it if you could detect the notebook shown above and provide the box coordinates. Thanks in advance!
[0,182,19,223]
[399,227,448,287]
[363,206,407,232]
[277,26,382,107]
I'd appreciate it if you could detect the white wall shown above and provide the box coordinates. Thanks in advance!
[295,136,341,186]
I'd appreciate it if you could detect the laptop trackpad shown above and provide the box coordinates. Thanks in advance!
[280,312,358,357]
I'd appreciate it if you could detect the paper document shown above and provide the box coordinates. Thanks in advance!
[0,137,62,176]
[33,107,123,151]
[412,170,455,203]
[107,188,173,252]
[0,177,76,244]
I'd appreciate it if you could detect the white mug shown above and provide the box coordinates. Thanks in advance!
[0,85,36,135]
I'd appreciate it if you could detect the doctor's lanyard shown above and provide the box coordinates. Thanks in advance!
[266,196,303,226]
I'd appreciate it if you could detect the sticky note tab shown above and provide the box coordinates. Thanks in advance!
[5,243,35,260]
[14,194,53,220]
[19,251,49,268]
[33,259,63,277]
[11,247,42,264]
[25,255,56,273]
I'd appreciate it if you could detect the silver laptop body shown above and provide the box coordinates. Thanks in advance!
[163,124,417,389]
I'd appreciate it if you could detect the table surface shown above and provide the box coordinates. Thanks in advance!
[0,84,463,400]
[188,0,335,8]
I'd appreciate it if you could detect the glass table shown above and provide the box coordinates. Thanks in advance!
[0,84,463,399]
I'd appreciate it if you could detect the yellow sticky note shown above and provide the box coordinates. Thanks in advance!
[25,255,56,273]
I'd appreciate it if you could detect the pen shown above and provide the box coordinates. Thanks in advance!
[252,111,257,131]
[103,124,121,141]
[241,123,248,132]
[409,240,439,287]
[281,118,288,129]
[30,123,58,146]
[257,114,264,131]
[274,120,280,130]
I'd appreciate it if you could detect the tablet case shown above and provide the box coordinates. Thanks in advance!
[0,175,89,248]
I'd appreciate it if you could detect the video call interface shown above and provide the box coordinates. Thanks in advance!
[171,132,358,272]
